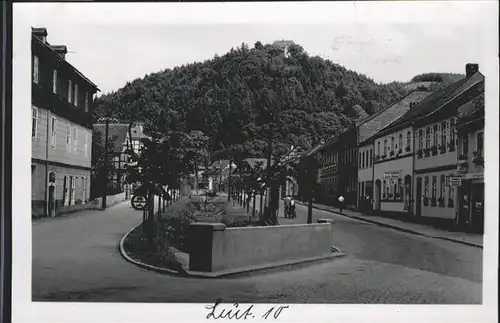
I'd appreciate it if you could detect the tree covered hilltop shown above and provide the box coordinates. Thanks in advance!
[93,41,462,161]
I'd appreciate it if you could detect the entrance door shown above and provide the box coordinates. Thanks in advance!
[416,177,422,216]
[470,183,484,233]
[374,180,381,211]
[48,185,56,217]
[458,182,471,228]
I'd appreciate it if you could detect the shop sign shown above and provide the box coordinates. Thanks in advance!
[383,171,400,179]
[461,173,484,180]
[447,176,462,187]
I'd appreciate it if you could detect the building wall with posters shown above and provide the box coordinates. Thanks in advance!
[372,125,414,214]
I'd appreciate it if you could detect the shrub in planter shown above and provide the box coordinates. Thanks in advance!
[424,148,431,157]
[389,151,395,157]
[417,149,423,158]
[447,198,454,208]
[405,146,411,152]
[423,197,429,206]
[458,154,468,161]
[374,155,380,161]
[381,154,387,159]
[448,142,455,151]
[397,149,403,155]
[431,146,438,155]
[439,145,446,154]
[472,151,484,166]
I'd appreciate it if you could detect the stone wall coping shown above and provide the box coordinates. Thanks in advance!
[189,222,227,231]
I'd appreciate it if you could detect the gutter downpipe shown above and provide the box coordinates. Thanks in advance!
[43,109,50,217]
[411,121,416,216]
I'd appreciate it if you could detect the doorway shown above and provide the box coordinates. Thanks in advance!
[374,179,381,211]
[470,183,484,233]
[48,184,56,217]
[416,177,422,216]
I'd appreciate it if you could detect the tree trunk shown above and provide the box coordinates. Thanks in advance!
[307,190,313,224]
[147,191,155,249]
[253,192,256,217]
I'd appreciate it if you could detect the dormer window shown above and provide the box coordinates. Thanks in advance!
[68,80,72,103]
[74,83,79,106]
[33,56,39,83]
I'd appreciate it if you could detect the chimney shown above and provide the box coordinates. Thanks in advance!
[52,45,68,60]
[465,63,479,78]
[32,27,47,43]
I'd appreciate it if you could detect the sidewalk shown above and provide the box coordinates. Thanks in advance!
[298,202,483,248]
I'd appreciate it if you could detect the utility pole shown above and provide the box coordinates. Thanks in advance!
[227,159,232,202]
[102,118,110,210]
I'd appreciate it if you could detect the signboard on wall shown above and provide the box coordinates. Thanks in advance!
[447,177,462,187]
[383,171,400,179]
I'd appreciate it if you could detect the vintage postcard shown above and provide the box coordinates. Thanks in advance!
[11,1,498,323]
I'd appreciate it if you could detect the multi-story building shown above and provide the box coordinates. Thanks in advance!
[31,28,99,218]
[371,63,484,224]
[455,93,484,232]
[412,65,483,222]
[317,123,358,207]
[92,123,148,199]
[357,90,432,208]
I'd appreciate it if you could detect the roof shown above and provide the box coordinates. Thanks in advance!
[93,123,129,154]
[210,160,230,170]
[243,158,268,170]
[376,71,483,137]
[32,28,100,92]
[358,91,432,144]
[130,124,148,140]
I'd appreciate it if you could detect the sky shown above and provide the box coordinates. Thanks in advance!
[16,2,496,96]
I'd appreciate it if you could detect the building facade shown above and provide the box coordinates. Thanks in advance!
[373,125,415,213]
[455,95,484,232]
[31,28,99,218]
[357,90,432,208]
[412,66,484,222]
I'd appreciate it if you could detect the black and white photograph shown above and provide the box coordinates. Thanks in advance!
[9,1,498,323]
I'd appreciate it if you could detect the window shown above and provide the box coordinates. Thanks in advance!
[406,131,411,150]
[418,129,423,150]
[68,80,73,103]
[440,175,445,199]
[74,83,79,106]
[84,93,89,112]
[50,117,57,148]
[398,134,402,151]
[477,132,483,156]
[362,151,365,168]
[359,152,362,168]
[73,127,78,153]
[53,70,58,93]
[391,137,395,151]
[31,166,36,195]
[462,134,469,156]
[84,131,89,157]
[433,125,439,147]
[70,176,76,205]
[424,176,429,198]
[397,178,403,200]
[32,107,38,139]
[384,139,388,155]
[82,177,87,202]
[377,142,380,156]
[432,176,437,198]
[426,127,431,149]
[63,176,70,206]
[66,125,71,153]
[441,122,447,147]
[33,55,39,83]
[365,150,369,167]
[450,119,456,145]
[369,149,372,166]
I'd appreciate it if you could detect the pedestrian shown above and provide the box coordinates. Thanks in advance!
[284,195,292,218]
[338,195,345,213]
[290,196,296,218]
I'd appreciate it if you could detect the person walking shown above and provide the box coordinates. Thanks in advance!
[290,196,296,218]
[284,195,291,218]
[338,195,345,213]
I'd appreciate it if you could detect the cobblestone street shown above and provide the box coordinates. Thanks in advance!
[32,201,482,304]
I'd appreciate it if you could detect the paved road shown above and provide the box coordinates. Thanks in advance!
[32,200,482,303]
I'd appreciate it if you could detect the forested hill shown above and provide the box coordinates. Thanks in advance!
[93,41,415,160]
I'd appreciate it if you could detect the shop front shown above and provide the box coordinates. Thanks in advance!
[457,173,484,233]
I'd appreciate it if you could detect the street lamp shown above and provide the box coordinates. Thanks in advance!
[97,116,118,210]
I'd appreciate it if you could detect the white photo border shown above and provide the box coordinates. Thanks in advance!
[12,1,499,323]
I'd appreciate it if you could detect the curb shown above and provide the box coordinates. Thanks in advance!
[119,221,348,278]
[299,202,483,249]
[118,222,187,277]
[185,251,347,279]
